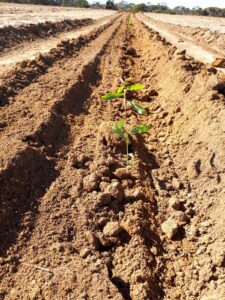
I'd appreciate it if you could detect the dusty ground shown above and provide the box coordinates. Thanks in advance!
[0,3,115,27]
[0,15,116,75]
[140,13,225,65]
[0,3,116,75]
[145,13,225,33]
[0,11,224,300]
[0,18,94,53]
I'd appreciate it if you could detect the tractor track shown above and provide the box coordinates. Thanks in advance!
[0,13,225,300]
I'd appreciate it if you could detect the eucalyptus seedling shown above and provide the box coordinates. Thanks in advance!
[112,120,149,164]
[102,78,147,121]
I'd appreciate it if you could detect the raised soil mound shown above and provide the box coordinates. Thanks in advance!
[0,13,224,300]
[0,18,93,53]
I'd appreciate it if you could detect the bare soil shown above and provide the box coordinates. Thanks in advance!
[0,18,93,53]
[145,13,225,33]
[143,13,225,59]
[0,15,114,76]
[0,12,225,300]
[0,3,115,27]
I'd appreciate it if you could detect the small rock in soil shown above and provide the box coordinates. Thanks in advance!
[97,192,111,206]
[80,248,92,259]
[172,177,183,189]
[187,224,199,241]
[114,167,132,179]
[96,166,110,178]
[106,156,117,166]
[161,217,179,239]
[105,181,125,203]
[100,176,111,182]
[97,217,108,226]
[83,173,99,192]
[85,231,100,250]
[121,178,135,188]
[168,197,183,210]
[103,221,122,237]
[99,181,110,191]
[211,247,225,267]
[125,188,144,199]
[172,211,188,225]
[163,158,173,166]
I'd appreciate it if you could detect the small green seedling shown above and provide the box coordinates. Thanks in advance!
[126,14,132,27]
[112,120,149,164]
[102,78,147,120]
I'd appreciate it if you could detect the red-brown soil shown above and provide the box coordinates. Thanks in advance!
[167,24,225,56]
[0,13,224,300]
[144,14,225,58]
[0,18,93,53]
[0,16,119,105]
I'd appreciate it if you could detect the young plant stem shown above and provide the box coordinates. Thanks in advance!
[123,87,128,164]
[123,89,127,123]
[103,78,149,165]
[125,132,129,165]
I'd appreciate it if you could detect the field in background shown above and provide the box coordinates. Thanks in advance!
[0,5,224,300]
[145,12,225,33]
[0,2,115,27]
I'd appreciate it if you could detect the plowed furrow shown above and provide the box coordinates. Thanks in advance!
[0,15,164,300]
[0,18,93,54]
[0,13,123,268]
[0,16,122,164]
[0,16,126,300]
[0,15,120,107]
[0,12,225,300]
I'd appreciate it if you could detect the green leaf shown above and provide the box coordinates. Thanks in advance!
[117,120,125,129]
[117,85,125,93]
[112,122,125,141]
[130,125,149,135]
[102,92,124,100]
[128,101,147,115]
[126,84,145,91]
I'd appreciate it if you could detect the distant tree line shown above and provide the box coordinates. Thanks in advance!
[97,2,225,17]
[130,3,225,17]
[0,0,89,8]
[0,0,225,18]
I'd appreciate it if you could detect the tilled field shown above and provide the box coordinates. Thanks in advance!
[0,3,115,27]
[0,13,225,300]
[145,13,225,33]
[144,13,225,58]
[0,18,94,54]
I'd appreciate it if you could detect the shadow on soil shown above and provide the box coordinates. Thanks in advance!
[0,147,59,256]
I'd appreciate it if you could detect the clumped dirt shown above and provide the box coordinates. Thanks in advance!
[0,16,118,106]
[169,25,225,56]
[0,18,93,54]
[145,12,225,33]
[0,13,224,300]
[144,15,225,57]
